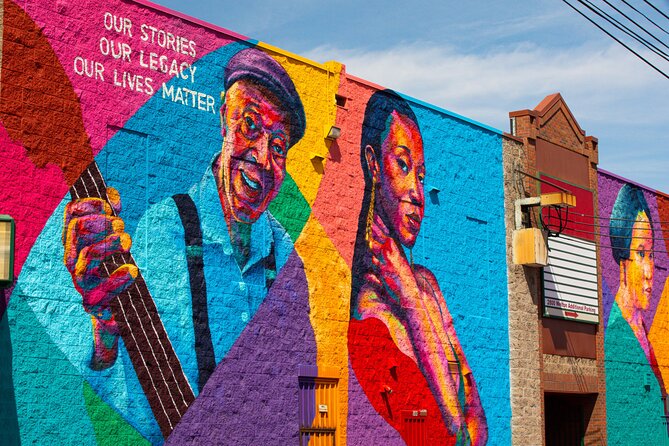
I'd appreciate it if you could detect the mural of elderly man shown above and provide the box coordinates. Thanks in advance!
[62,47,306,441]
[605,183,667,441]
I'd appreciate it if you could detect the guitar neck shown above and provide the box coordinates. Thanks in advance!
[70,161,195,438]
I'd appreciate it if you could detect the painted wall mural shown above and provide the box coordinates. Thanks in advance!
[0,0,511,444]
[599,171,669,445]
[348,90,486,445]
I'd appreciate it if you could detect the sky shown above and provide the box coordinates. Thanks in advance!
[151,0,669,192]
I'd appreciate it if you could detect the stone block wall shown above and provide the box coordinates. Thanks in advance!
[0,0,512,444]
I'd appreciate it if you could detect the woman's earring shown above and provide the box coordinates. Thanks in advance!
[366,178,376,244]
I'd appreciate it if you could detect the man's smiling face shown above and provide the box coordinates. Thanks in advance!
[218,79,292,224]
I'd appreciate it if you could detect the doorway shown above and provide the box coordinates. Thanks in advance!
[544,392,596,446]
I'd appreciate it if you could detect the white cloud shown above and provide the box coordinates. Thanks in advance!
[306,42,665,126]
[304,42,669,191]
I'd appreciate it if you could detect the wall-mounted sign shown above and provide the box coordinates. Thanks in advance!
[543,234,599,324]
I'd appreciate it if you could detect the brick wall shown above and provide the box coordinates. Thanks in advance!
[508,93,607,445]
[503,134,544,445]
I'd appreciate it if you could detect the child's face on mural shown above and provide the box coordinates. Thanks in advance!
[219,80,291,224]
[626,211,654,310]
[377,111,425,248]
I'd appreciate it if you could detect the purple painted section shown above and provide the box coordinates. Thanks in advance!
[347,361,404,445]
[599,172,669,330]
[298,378,317,428]
[166,251,316,445]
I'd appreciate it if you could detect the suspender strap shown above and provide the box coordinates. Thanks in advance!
[173,193,215,392]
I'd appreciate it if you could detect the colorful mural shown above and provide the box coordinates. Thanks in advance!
[0,0,511,444]
[599,171,669,444]
[348,90,486,445]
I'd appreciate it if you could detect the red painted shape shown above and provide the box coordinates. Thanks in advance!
[540,177,595,241]
[348,317,457,446]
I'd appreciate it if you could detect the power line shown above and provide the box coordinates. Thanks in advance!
[577,0,669,62]
[622,0,669,37]
[568,210,669,225]
[543,216,669,232]
[549,223,668,242]
[644,0,669,23]
[562,0,669,80]
[600,0,669,54]
[541,212,669,229]
[549,237,669,255]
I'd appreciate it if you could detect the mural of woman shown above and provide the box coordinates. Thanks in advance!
[608,184,659,368]
[605,183,667,440]
[348,90,487,445]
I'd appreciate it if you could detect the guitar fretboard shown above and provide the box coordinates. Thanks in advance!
[70,161,195,438]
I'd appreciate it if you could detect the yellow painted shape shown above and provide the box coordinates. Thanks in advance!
[649,276,669,387]
[295,215,351,444]
[257,44,343,207]
[540,192,576,208]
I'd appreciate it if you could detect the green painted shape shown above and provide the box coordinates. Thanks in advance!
[83,380,150,446]
[269,173,311,242]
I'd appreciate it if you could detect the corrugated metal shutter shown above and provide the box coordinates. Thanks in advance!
[299,376,337,446]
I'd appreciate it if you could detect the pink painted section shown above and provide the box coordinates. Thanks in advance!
[0,125,68,307]
[22,0,237,154]
[311,77,374,268]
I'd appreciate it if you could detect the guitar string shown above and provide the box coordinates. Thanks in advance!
[85,166,184,416]
[76,169,174,428]
[89,163,193,409]
[77,167,176,429]
[80,170,91,197]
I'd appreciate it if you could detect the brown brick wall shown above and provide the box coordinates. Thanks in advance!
[508,94,607,445]
[504,135,544,445]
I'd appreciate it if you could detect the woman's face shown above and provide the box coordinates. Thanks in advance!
[376,111,425,248]
[626,210,654,310]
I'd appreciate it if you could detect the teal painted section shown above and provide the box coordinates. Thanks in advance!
[3,295,98,444]
[0,305,20,446]
[605,303,667,445]
[411,104,511,443]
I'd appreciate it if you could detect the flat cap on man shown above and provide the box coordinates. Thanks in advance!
[224,48,306,147]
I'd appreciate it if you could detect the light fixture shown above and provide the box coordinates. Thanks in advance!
[0,215,15,287]
[324,125,341,140]
[427,185,440,205]
[539,192,576,208]
[311,154,325,174]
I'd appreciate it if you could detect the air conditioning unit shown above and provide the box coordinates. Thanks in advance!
[512,228,547,267]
